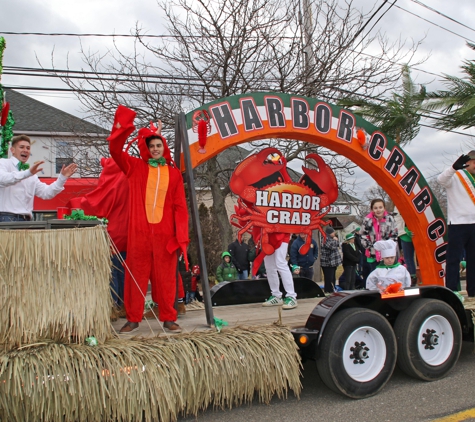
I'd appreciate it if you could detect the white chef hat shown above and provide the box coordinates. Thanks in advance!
[374,239,397,258]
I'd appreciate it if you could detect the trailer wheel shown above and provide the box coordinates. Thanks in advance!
[394,298,462,381]
[316,308,397,399]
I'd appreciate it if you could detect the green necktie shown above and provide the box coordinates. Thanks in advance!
[148,157,166,167]
[17,162,30,171]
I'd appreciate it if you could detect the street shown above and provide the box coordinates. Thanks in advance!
[180,341,475,422]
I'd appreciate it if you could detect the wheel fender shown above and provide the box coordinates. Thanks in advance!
[418,285,470,331]
[304,290,382,345]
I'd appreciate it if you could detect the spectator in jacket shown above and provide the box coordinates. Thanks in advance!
[290,232,318,280]
[228,238,250,279]
[437,151,475,296]
[320,226,342,293]
[216,251,238,283]
[341,233,361,290]
[361,198,398,281]
[247,236,267,279]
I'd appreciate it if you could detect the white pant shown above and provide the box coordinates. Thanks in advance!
[264,242,296,299]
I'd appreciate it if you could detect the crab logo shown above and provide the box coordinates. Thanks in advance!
[230,147,339,255]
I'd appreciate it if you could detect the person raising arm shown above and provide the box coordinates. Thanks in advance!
[0,135,77,222]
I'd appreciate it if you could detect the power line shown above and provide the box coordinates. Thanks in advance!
[393,4,475,44]
[4,65,248,88]
[4,65,207,81]
[1,51,449,87]
[409,0,475,34]
[0,31,171,38]
[346,0,391,48]
[5,84,473,138]
[355,0,398,50]
[2,63,458,121]
[3,69,218,88]
[0,34,455,82]
[3,85,205,96]
[1,62,459,120]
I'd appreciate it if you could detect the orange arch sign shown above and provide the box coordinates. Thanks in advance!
[183,92,447,286]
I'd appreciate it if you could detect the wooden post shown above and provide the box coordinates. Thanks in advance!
[174,113,215,326]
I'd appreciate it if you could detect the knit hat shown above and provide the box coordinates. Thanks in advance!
[221,251,231,259]
[291,265,300,273]
[374,239,397,258]
[345,233,355,241]
[325,226,335,235]
[354,227,361,232]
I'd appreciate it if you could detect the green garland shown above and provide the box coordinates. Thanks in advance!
[0,37,5,77]
[1,110,14,158]
[0,37,13,159]
[64,209,108,224]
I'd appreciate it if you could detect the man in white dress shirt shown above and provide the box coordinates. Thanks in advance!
[437,150,475,296]
[0,135,77,222]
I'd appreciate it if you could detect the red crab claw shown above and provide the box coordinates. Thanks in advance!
[229,147,291,203]
[300,153,338,208]
[297,231,312,255]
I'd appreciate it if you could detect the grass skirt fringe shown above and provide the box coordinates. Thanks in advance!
[0,226,112,349]
[0,325,302,422]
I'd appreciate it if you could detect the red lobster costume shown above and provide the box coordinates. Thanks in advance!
[107,105,189,323]
[68,157,129,253]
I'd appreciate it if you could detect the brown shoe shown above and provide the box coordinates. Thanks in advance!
[119,321,139,334]
[177,302,186,317]
[163,321,182,333]
[143,306,159,320]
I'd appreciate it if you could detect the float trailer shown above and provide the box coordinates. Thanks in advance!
[291,286,472,399]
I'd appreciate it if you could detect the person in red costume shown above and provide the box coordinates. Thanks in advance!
[68,157,129,314]
[108,105,189,334]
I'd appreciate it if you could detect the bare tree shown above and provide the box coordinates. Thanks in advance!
[48,0,423,249]
[429,177,447,218]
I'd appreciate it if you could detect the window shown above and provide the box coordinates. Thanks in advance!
[55,141,73,173]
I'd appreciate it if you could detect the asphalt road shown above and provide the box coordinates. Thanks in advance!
[180,341,475,422]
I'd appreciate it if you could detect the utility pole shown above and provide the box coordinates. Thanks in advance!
[299,0,316,96]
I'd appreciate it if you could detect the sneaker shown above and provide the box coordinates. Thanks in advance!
[262,295,283,307]
[282,297,298,310]
[163,321,182,333]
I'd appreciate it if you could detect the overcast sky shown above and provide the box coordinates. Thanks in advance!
[1,0,474,194]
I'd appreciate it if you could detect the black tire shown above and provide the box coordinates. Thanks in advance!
[394,298,462,381]
[316,308,397,399]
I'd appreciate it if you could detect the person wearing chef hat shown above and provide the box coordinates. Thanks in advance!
[366,239,411,291]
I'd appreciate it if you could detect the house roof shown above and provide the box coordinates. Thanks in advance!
[5,89,108,135]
